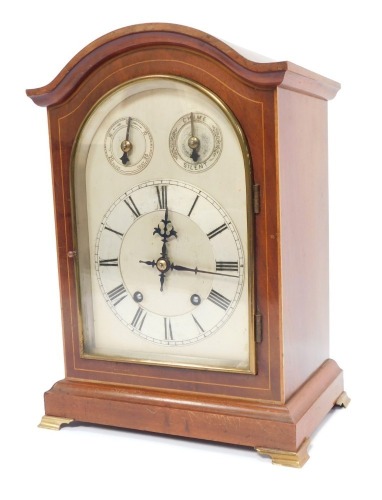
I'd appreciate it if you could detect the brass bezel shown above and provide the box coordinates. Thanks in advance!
[71,75,256,374]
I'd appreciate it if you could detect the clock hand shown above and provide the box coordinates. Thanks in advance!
[152,207,177,292]
[139,259,156,268]
[139,258,239,280]
[139,257,170,292]
[170,263,239,278]
[159,273,165,292]
[153,206,177,258]
[188,112,200,162]
[120,117,132,165]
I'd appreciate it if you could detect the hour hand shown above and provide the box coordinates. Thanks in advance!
[153,206,177,258]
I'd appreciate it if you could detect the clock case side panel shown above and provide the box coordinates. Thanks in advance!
[276,87,331,400]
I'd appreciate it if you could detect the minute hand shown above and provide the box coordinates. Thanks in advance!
[170,263,238,278]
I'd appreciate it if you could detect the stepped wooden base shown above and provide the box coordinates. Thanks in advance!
[39,359,346,466]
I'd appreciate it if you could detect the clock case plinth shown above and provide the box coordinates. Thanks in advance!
[40,359,347,467]
[27,23,347,465]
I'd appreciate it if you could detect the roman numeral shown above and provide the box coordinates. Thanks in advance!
[216,261,238,272]
[164,317,173,340]
[105,225,124,238]
[124,196,141,218]
[131,306,147,330]
[207,223,228,240]
[99,258,118,266]
[207,289,231,311]
[187,195,199,217]
[107,284,127,306]
[156,185,167,210]
[192,314,205,333]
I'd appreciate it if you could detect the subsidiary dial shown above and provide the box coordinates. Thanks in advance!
[104,117,154,174]
[169,112,223,172]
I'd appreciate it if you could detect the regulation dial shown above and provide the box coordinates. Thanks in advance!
[104,116,154,174]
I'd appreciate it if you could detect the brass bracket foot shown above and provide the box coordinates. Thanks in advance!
[256,438,310,468]
[335,391,351,408]
[38,415,74,430]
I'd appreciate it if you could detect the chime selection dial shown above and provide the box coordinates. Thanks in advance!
[169,112,223,172]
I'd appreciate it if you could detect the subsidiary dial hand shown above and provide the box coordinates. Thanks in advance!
[170,263,239,278]
[188,112,200,162]
[120,117,132,165]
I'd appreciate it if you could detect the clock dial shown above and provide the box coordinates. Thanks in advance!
[74,76,253,372]
[95,180,245,345]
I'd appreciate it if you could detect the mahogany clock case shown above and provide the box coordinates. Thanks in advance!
[26,23,348,466]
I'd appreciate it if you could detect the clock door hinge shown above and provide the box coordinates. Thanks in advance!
[253,184,260,214]
[255,312,263,343]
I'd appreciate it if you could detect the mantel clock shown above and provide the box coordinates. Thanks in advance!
[27,23,349,467]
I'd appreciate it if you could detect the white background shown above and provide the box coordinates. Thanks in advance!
[1,1,380,497]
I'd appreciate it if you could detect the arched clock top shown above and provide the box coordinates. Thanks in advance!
[26,23,339,107]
